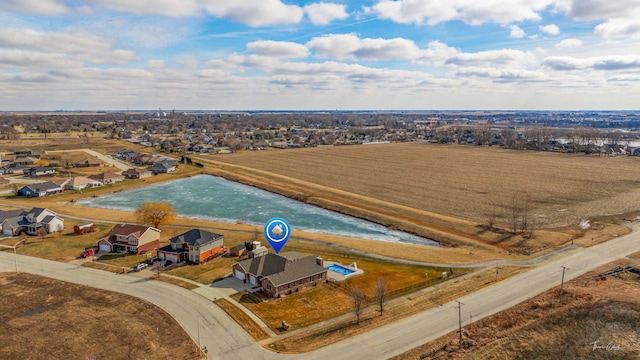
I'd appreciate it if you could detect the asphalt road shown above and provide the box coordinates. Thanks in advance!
[2,223,640,359]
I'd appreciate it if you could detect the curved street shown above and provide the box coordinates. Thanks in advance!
[2,223,640,359]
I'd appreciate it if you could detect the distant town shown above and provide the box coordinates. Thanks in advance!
[1,111,640,156]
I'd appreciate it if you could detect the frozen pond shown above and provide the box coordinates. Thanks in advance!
[76,175,440,246]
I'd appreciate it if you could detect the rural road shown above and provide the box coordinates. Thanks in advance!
[2,223,640,359]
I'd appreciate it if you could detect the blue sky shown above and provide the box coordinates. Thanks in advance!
[2,0,640,110]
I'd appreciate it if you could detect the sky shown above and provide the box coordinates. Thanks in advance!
[2,1,640,111]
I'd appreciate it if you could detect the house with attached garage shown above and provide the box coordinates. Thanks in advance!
[17,181,63,197]
[23,166,56,177]
[98,224,161,254]
[122,168,152,179]
[157,229,224,264]
[62,176,103,191]
[1,207,65,236]
[147,160,176,174]
[88,172,124,184]
[232,252,327,298]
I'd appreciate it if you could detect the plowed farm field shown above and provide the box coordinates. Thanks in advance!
[210,143,640,229]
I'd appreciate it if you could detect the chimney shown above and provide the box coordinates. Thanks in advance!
[316,257,323,266]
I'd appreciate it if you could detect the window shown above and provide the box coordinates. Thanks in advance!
[266,284,271,291]
[310,276,314,281]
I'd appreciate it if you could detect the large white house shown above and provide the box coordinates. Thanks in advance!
[0,208,65,236]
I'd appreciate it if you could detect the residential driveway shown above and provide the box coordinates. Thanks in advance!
[2,223,640,359]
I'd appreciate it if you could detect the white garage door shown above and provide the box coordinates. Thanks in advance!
[249,275,257,285]
[99,243,111,252]
[165,254,179,263]
[234,269,245,280]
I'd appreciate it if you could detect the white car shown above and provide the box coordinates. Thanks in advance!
[133,263,149,272]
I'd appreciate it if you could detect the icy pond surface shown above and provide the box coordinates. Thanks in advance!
[77,174,440,246]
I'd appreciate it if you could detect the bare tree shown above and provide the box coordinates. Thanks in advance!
[374,277,389,316]
[349,286,366,325]
[152,262,164,278]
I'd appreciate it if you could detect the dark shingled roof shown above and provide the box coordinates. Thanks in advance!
[169,229,223,248]
[236,252,327,287]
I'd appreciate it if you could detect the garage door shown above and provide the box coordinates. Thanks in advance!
[99,243,111,252]
[234,269,245,280]
[165,254,179,263]
[249,275,257,285]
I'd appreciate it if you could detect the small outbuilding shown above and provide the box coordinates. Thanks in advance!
[230,244,246,257]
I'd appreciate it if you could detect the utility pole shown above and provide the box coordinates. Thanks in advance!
[455,300,464,348]
[559,266,569,301]
[495,261,502,282]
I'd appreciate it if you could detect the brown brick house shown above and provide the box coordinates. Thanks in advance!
[98,224,160,254]
[157,229,224,264]
[232,252,327,297]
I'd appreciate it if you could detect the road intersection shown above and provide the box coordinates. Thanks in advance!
[2,223,640,359]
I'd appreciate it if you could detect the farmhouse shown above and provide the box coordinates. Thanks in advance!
[17,182,63,197]
[232,252,327,298]
[157,229,224,264]
[1,208,64,236]
[98,224,161,254]
[122,168,152,179]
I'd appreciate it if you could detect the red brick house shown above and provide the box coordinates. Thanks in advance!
[98,224,160,254]
[157,229,224,264]
[232,252,327,297]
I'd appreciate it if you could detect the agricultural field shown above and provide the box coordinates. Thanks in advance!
[208,142,640,231]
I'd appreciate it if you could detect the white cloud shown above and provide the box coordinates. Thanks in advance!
[0,28,113,53]
[0,49,81,70]
[539,24,560,35]
[304,2,349,25]
[564,0,640,38]
[85,0,200,17]
[247,40,310,58]
[146,60,167,70]
[543,54,640,71]
[567,0,640,21]
[306,33,420,60]
[509,25,526,39]
[556,38,582,47]
[445,49,535,67]
[0,0,68,16]
[413,41,459,64]
[0,28,139,65]
[201,0,304,27]
[368,0,555,26]
[595,19,640,39]
[455,67,545,81]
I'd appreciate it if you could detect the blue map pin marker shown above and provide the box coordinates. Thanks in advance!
[264,217,291,254]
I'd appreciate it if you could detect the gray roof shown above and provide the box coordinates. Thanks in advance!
[237,252,327,287]
[266,256,326,287]
[169,229,223,248]
[21,182,61,193]
[0,209,27,223]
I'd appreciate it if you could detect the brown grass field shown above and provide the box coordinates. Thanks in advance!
[0,273,197,360]
[393,260,640,360]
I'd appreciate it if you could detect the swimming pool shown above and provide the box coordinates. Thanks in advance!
[326,264,355,276]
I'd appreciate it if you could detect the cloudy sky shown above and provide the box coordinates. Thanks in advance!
[3,1,640,110]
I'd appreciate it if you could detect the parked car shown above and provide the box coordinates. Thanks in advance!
[81,248,97,258]
[133,263,149,272]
